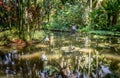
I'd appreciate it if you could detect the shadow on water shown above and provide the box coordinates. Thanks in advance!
[0,31,120,78]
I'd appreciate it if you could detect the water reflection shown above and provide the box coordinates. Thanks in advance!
[0,31,120,78]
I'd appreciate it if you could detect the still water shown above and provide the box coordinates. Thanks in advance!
[0,31,120,78]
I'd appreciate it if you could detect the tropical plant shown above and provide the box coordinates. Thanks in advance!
[90,0,120,31]
[44,0,90,31]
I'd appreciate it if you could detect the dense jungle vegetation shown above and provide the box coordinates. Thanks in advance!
[0,0,120,78]
[0,0,120,44]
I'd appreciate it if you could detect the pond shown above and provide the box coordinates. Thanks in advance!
[0,31,120,78]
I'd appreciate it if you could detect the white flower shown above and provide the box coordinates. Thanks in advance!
[45,36,49,41]
[99,65,112,78]
[72,26,77,30]
[40,72,45,78]
[101,65,112,74]
[41,53,47,61]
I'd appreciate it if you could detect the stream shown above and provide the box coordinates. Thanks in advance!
[0,31,120,78]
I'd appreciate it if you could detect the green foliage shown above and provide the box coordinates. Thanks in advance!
[90,31,113,35]
[90,0,120,31]
[31,30,46,40]
[0,0,120,43]
[0,29,19,45]
[89,30,120,36]
[44,1,88,31]
[90,8,107,30]
[108,25,120,32]
[79,26,92,32]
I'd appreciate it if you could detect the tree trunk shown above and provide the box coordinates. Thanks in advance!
[107,12,111,27]
[112,12,118,26]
